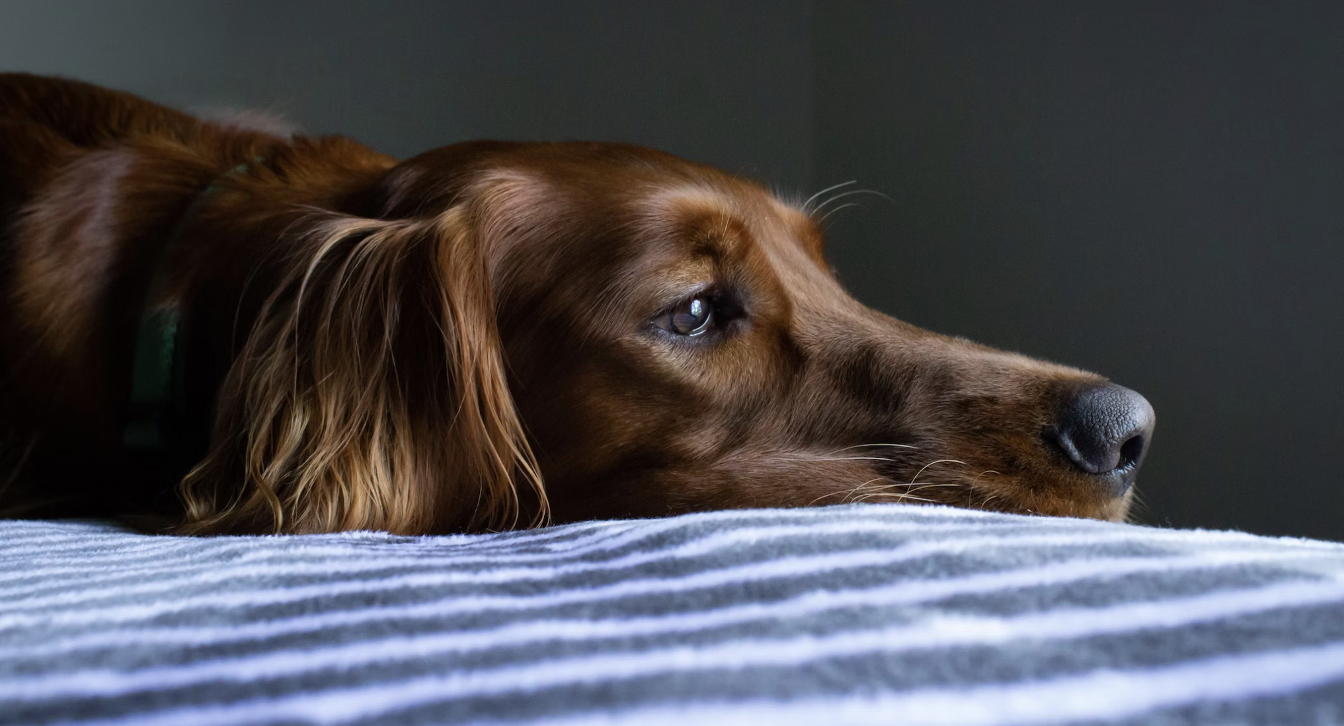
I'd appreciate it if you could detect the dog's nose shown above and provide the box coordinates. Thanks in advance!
[1052,383,1155,492]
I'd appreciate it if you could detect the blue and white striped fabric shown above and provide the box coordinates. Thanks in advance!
[3,504,1344,725]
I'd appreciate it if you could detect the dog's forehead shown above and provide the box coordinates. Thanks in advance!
[474,160,822,261]
[470,158,851,322]
[644,184,820,258]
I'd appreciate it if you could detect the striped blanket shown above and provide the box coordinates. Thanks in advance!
[2,504,1344,725]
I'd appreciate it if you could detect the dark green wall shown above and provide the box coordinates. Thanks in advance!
[0,1,813,185]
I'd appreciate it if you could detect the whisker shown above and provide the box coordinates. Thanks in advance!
[1125,488,1149,525]
[852,490,937,505]
[863,480,963,493]
[969,469,1001,488]
[842,477,890,504]
[807,477,885,507]
[811,188,896,216]
[831,443,919,452]
[777,455,903,464]
[794,445,974,509]
[801,180,857,214]
[909,459,968,485]
[818,202,861,224]
[885,482,961,504]
[907,482,965,498]
[903,482,966,492]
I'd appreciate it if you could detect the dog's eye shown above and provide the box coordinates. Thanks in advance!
[650,289,744,340]
[665,297,713,336]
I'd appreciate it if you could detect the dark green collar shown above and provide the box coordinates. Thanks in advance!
[123,159,261,453]
[123,305,186,450]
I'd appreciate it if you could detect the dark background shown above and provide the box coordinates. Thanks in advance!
[3,1,1340,540]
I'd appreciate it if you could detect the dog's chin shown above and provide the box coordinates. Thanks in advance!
[956,477,1137,523]
[856,465,1137,523]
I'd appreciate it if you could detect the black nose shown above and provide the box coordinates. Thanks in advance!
[1052,383,1155,492]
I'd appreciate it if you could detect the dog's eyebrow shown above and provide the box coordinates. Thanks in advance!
[648,185,829,277]
[645,188,737,248]
[649,186,734,221]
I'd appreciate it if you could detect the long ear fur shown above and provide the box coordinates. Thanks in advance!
[176,209,547,534]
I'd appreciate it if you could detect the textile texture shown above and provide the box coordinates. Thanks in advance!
[2,504,1344,725]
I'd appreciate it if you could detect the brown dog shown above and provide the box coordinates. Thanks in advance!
[0,74,1154,534]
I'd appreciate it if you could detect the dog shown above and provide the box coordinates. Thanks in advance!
[0,73,1155,535]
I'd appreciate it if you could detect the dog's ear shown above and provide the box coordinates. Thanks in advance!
[176,208,547,534]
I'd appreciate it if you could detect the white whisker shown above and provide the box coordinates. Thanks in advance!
[818,202,861,224]
[970,470,1001,489]
[852,490,937,505]
[909,459,967,486]
[801,180,857,214]
[778,455,901,464]
[842,478,889,504]
[807,477,886,507]
[831,443,919,452]
[811,188,893,216]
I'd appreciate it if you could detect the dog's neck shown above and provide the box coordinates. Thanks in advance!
[123,158,267,458]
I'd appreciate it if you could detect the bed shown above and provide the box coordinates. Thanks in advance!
[3,503,1344,725]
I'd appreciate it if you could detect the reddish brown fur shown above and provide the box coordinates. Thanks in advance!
[0,74,1142,534]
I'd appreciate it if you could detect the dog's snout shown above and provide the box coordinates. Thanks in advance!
[1052,384,1155,491]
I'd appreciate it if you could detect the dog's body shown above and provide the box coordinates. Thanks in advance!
[0,74,1154,534]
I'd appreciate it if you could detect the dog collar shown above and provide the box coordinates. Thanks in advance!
[123,158,261,453]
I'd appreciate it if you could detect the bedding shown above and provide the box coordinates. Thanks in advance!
[2,503,1344,725]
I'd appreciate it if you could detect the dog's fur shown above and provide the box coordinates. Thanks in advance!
[0,74,1148,534]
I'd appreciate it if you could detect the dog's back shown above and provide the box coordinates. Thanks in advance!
[0,75,272,517]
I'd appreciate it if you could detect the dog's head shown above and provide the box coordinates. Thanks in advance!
[180,141,1154,533]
